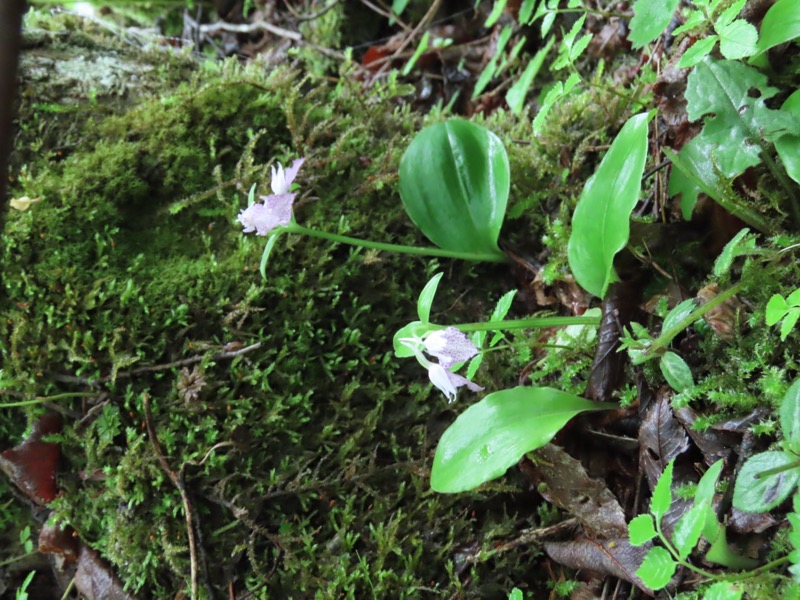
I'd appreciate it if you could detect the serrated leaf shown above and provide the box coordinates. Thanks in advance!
[660,352,694,393]
[713,228,753,277]
[629,514,657,546]
[695,460,724,505]
[686,58,800,176]
[417,273,443,323]
[430,387,615,493]
[636,546,677,590]
[677,35,718,69]
[781,380,800,454]
[703,581,743,600]
[766,294,789,326]
[628,0,681,48]
[789,288,800,306]
[567,112,651,298]
[733,451,800,513]
[717,20,758,59]
[399,120,509,258]
[756,0,800,55]
[533,73,580,134]
[473,26,513,98]
[715,0,747,29]
[673,10,706,36]
[651,459,675,522]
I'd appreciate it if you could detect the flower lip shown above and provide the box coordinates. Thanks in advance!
[423,326,478,369]
[237,193,296,236]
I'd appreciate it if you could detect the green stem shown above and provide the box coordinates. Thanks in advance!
[755,458,800,480]
[0,551,37,568]
[0,391,96,409]
[637,281,745,363]
[724,556,790,582]
[285,224,508,263]
[454,316,600,332]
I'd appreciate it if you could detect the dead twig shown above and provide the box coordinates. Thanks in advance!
[143,394,205,600]
[52,342,263,387]
[199,20,301,41]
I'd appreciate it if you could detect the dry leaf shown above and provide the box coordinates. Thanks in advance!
[639,388,690,490]
[0,413,61,504]
[9,196,41,211]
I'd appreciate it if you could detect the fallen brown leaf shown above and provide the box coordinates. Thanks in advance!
[0,413,61,504]
[639,388,690,490]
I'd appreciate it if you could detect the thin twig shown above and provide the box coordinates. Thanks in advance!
[143,394,202,600]
[358,0,412,32]
[199,20,302,41]
[284,0,340,22]
[371,0,442,80]
[52,342,262,387]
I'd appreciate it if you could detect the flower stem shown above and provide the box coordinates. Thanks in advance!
[286,224,508,263]
[0,391,96,409]
[455,316,600,332]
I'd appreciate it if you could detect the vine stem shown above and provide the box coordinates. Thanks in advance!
[284,224,508,263]
[454,316,600,332]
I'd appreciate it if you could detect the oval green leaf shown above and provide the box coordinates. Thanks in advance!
[636,546,677,591]
[399,120,509,258]
[781,379,800,453]
[660,351,694,393]
[567,112,651,298]
[417,273,443,323]
[776,90,800,185]
[430,387,614,493]
[756,0,800,55]
[732,451,800,513]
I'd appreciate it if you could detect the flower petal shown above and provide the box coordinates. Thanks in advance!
[270,158,304,195]
[428,363,484,403]
[423,326,479,369]
[237,193,295,236]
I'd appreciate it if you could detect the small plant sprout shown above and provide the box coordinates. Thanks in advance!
[766,288,800,341]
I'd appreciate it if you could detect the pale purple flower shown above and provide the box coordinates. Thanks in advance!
[238,158,304,236]
[423,326,479,369]
[427,363,484,403]
[271,158,304,195]
[237,193,295,236]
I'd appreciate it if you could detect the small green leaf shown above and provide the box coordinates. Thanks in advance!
[519,0,536,23]
[393,321,436,357]
[508,588,523,600]
[785,381,800,454]
[733,451,800,513]
[717,20,758,60]
[677,35,718,69]
[401,32,430,76]
[533,73,580,134]
[673,10,706,36]
[776,90,800,185]
[485,0,508,27]
[399,120,509,258]
[636,546,677,591]
[430,387,615,493]
[629,514,657,546]
[695,459,724,505]
[567,112,651,298]
[782,309,800,341]
[713,228,753,277]
[506,37,554,115]
[663,299,698,334]
[788,288,800,306]
[756,0,800,55]
[473,26,514,98]
[714,0,747,29]
[628,0,681,48]
[660,352,694,393]
[673,504,706,559]
[417,273,443,323]
[651,459,675,523]
[766,294,789,326]
[259,231,283,279]
[702,581,743,600]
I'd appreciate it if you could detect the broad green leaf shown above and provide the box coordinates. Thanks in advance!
[733,451,800,513]
[628,0,681,48]
[677,36,718,69]
[628,514,657,546]
[782,309,800,341]
[713,228,753,277]
[417,273,443,323]
[717,20,758,60]
[651,459,675,522]
[506,37,555,115]
[485,0,508,27]
[703,582,743,600]
[399,120,509,258]
[393,321,436,358]
[686,58,800,177]
[567,112,651,298]
[660,352,694,393]
[636,546,677,591]
[781,380,800,454]
[666,140,727,221]
[756,0,800,55]
[776,90,800,185]
[695,459,724,505]
[673,504,706,559]
[430,387,614,493]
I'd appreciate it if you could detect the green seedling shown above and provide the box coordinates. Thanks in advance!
[766,289,800,341]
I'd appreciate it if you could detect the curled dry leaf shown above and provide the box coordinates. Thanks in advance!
[0,413,61,504]
[639,388,690,491]
[674,405,737,465]
[544,539,654,596]
[696,283,744,341]
[39,521,135,600]
[532,444,628,538]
